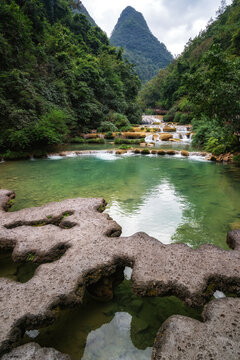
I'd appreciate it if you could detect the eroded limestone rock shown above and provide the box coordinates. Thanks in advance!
[160,133,173,141]
[0,189,240,356]
[152,297,240,360]
[1,342,70,360]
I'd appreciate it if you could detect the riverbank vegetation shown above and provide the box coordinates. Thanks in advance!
[138,0,240,155]
[0,0,142,155]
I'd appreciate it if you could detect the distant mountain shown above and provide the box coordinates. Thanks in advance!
[110,6,173,83]
[71,1,97,26]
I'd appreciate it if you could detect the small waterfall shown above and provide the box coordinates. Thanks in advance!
[145,134,153,143]
[173,133,180,140]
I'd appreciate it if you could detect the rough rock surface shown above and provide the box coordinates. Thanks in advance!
[1,342,70,360]
[160,133,173,141]
[0,189,240,356]
[152,297,240,360]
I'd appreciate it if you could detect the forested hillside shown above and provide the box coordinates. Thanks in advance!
[72,1,97,26]
[110,6,173,83]
[0,0,141,155]
[138,0,240,156]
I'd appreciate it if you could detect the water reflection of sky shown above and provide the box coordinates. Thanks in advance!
[82,312,152,360]
[1,154,240,249]
[108,181,187,244]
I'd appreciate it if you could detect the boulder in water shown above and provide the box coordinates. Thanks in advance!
[157,150,166,155]
[141,149,150,155]
[181,150,189,157]
[163,126,176,132]
[160,133,173,141]
[134,148,141,153]
[166,150,176,155]
[116,150,127,155]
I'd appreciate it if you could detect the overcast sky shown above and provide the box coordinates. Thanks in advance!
[82,0,232,55]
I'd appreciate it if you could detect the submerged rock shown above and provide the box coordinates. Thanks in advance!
[129,299,143,313]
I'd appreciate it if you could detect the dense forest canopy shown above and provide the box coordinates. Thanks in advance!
[110,6,173,83]
[138,0,240,155]
[0,0,142,154]
[72,0,97,26]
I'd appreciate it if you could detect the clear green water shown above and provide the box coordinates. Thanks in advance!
[21,276,202,360]
[1,153,240,359]
[1,153,240,248]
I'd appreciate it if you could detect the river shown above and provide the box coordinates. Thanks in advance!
[0,150,240,359]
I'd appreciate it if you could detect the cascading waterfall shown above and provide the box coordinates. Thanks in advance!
[143,116,192,144]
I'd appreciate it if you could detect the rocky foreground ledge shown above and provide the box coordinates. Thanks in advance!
[0,189,240,359]
[152,297,240,360]
[2,343,71,360]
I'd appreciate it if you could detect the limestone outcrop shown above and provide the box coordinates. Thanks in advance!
[152,297,240,360]
[1,343,70,360]
[0,189,239,358]
[160,133,173,141]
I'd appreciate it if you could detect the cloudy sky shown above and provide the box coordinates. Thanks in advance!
[82,0,232,55]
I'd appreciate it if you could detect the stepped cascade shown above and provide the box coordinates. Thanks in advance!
[143,116,193,145]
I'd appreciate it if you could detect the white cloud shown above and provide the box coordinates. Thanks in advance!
[82,0,233,55]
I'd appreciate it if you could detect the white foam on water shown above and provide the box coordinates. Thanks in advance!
[122,152,133,157]
[145,134,153,143]
[66,152,77,158]
[94,152,121,161]
[47,155,63,160]
[173,153,182,158]
[189,155,208,162]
